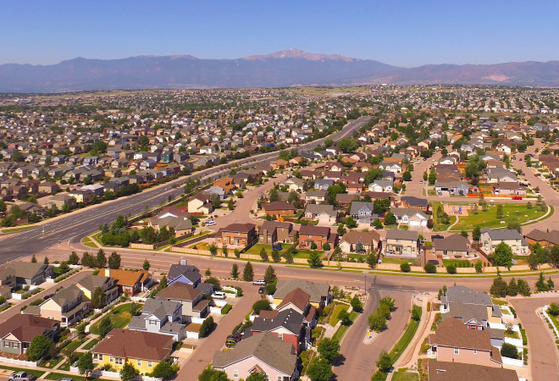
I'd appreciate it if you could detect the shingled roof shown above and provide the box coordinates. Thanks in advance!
[428,361,518,381]
[93,329,173,362]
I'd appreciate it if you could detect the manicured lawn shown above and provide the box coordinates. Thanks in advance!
[45,372,109,381]
[190,242,210,250]
[332,325,348,342]
[491,298,508,306]
[329,304,349,326]
[174,201,188,207]
[82,236,98,248]
[389,308,422,363]
[292,249,323,259]
[0,365,45,378]
[432,202,457,231]
[548,312,559,333]
[449,203,546,231]
[442,259,473,268]
[392,371,419,381]
[89,303,137,334]
[245,243,293,256]
[381,256,421,266]
[82,338,100,350]
[63,339,84,353]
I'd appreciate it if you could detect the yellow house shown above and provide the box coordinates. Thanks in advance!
[92,329,173,373]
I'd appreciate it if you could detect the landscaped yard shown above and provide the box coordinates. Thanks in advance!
[292,249,325,259]
[380,256,421,266]
[89,303,138,334]
[389,307,422,363]
[82,236,98,248]
[82,338,100,350]
[392,371,419,381]
[329,304,350,326]
[442,259,473,268]
[245,243,294,256]
[449,203,547,231]
[45,372,109,381]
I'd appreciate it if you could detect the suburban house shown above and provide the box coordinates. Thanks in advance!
[442,300,502,332]
[92,329,173,373]
[167,260,202,287]
[248,309,310,354]
[215,223,258,248]
[187,193,214,214]
[75,274,120,306]
[47,194,78,210]
[298,225,337,250]
[0,315,60,356]
[428,318,503,368]
[432,234,472,259]
[524,228,559,247]
[486,168,517,183]
[435,180,470,196]
[339,230,381,254]
[492,182,526,196]
[384,229,420,256]
[439,286,503,325]
[480,228,529,255]
[314,179,335,190]
[5,262,53,286]
[258,221,297,245]
[280,178,305,192]
[102,269,152,295]
[212,331,298,381]
[428,361,518,381]
[400,196,430,212]
[128,299,185,341]
[304,190,327,203]
[262,201,297,217]
[38,285,91,327]
[390,208,429,227]
[304,204,338,224]
[149,213,193,237]
[349,201,377,224]
[155,282,209,320]
[273,279,331,309]
[369,180,393,193]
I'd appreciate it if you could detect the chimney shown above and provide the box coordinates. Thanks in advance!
[181,258,187,266]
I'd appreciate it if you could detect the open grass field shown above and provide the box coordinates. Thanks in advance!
[432,202,457,231]
[449,203,547,231]
[89,303,137,334]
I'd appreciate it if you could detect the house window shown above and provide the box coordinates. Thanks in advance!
[277,377,282,381]
[454,348,459,355]
[115,358,123,365]
[149,320,158,325]
[278,333,283,340]
[110,357,114,363]
[137,359,142,367]
[148,361,153,368]
[233,370,239,378]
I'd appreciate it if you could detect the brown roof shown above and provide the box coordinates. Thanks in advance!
[217,223,256,235]
[263,201,297,212]
[277,288,309,312]
[93,329,173,361]
[428,361,518,381]
[299,224,330,237]
[155,281,201,301]
[429,318,493,352]
[104,269,147,287]
[341,230,380,246]
[0,314,59,343]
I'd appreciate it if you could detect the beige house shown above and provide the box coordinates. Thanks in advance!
[39,285,91,327]
[480,228,529,255]
[384,229,419,256]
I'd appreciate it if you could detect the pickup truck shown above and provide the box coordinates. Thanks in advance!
[9,372,36,381]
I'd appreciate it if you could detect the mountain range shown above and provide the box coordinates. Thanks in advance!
[1,49,559,92]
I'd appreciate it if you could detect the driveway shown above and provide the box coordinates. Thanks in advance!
[335,290,411,380]
[179,282,262,381]
[510,296,559,381]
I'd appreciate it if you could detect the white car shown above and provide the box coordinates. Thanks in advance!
[253,279,266,286]
[212,291,226,299]
[205,219,216,226]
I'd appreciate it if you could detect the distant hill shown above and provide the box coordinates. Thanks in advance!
[1,49,558,92]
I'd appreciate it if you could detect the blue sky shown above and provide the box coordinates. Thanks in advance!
[1,0,558,67]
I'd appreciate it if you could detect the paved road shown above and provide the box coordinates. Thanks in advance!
[0,117,370,261]
[335,291,411,380]
[510,296,559,381]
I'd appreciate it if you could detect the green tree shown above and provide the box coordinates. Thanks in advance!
[252,299,271,314]
[208,243,218,257]
[231,263,239,279]
[81,252,95,268]
[96,249,107,268]
[548,303,559,317]
[31,254,37,263]
[536,272,549,291]
[120,362,137,381]
[492,242,513,269]
[77,352,94,376]
[373,218,383,229]
[337,137,359,153]
[400,263,411,272]
[98,315,113,337]
[108,251,121,269]
[44,257,49,265]
[472,226,481,241]
[259,246,269,262]
[221,244,228,258]
[501,343,519,359]
[91,287,106,309]
[308,251,323,268]
[351,295,363,313]
[68,251,79,265]
[424,263,437,273]
[517,279,531,296]
[264,265,276,284]
[27,335,52,361]
[199,316,214,338]
[318,338,340,362]
[306,357,333,381]
[508,278,519,296]
[271,248,282,263]
[368,312,386,332]
[243,262,254,282]
[143,259,151,270]
[150,360,176,378]
[490,277,508,297]
[246,373,268,381]
[376,350,392,372]
[402,171,412,181]
[496,204,504,219]
[475,260,483,273]
[366,251,377,269]
[384,212,396,225]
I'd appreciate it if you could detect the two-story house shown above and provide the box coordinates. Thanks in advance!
[339,230,381,254]
[102,269,152,295]
[349,201,377,224]
[76,275,120,305]
[432,234,472,259]
[303,204,338,224]
[262,201,297,217]
[155,282,209,321]
[0,315,60,356]
[273,279,331,309]
[298,225,337,250]
[39,285,91,327]
[384,229,420,256]
[390,208,429,227]
[480,228,529,255]
[258,221,297,245]
[215,223,258,249]
[128,299,185,341]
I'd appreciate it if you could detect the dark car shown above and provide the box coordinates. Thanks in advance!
[225,333,242,348]
[258,286,265,294]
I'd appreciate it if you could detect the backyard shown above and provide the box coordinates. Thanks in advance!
[431,202,457,232]
[245,243,294,256]
[449,203,547,231]
[89,303,138,334]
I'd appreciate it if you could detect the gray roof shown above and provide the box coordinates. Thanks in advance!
[50,285,84,306]
[390,207,428,219]
[7,262,49,279]
[141,299,181,320]
[213,331,297,375]
[76,274,112,292]
[400,196,429,207]
[349,201,375,215]
[441,286,492,307]
[433,234,470,251]
[168,264,201,283]
[250,308,304,335]
[442,301,489,326]
[481,228,525,242]
[370,179,393,188]
[274,279,330,304]
[304,204,337,217]
[385,228,419,241]
[305,189,327,198]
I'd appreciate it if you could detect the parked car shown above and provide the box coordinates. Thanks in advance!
[225,333,242,348]
[205,219,216,226]
[258,286,265,294]
[512,196,523,200]
[252,279,266,286]
[9,372,36,381]
[212,291,226,299]
[57,378,74,381]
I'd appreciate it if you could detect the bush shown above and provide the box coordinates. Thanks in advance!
[501,343,519,359]
[446,264,456,274]
[221,304,232,314]
[424,263,437,273]
[199,316,214,338]
[252,299,271,314]
[548,303,559,317]
[400,263,411,272]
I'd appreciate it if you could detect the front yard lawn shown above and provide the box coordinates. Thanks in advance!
[381,256,421,266]
[82,338,100,350]
[0,366,44,378]
[245,243,294,256]
[449,203,546,231]
[292,249,324,259]
[392,371,419,381]
[329,304,349,326]
[89,303,137,334]
[442,259,473,268]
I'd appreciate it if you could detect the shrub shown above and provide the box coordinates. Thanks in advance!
[501,343,519,359]
[221,304,232,314]
[446,264,456,274]
[424,263,437,273]
[400,263,411,273]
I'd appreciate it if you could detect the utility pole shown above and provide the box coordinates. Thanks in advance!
[364,274,367,292]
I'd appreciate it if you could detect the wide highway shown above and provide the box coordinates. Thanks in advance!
[0,117,370,261]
